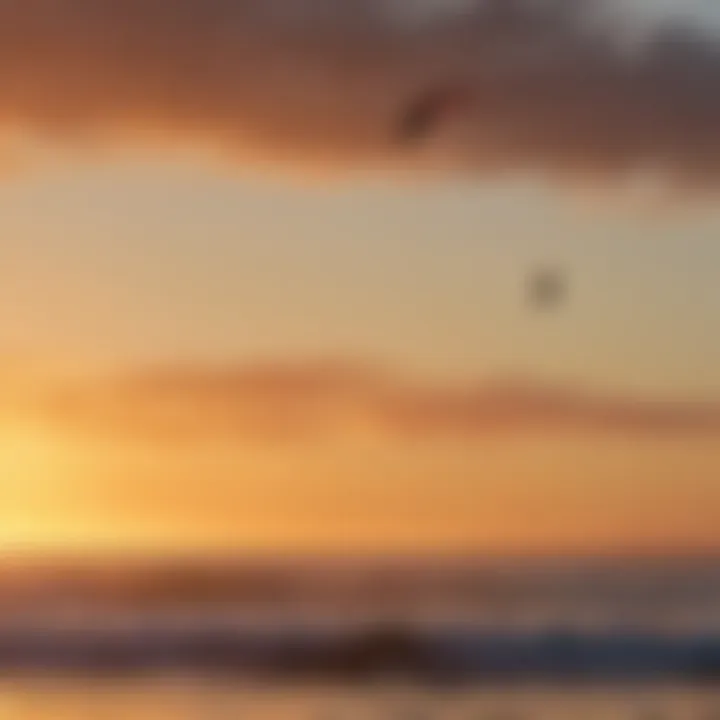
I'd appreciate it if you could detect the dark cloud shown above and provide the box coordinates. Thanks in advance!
[33,361,720,443]
[2,0,720,182]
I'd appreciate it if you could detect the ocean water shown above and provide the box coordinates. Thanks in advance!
[1,558,720,716]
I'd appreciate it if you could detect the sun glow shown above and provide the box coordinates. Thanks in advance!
[0,421,79,547]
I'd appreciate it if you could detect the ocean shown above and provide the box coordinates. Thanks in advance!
[0,557,718,716]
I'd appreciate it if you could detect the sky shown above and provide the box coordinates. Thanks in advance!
[1,0,720,556]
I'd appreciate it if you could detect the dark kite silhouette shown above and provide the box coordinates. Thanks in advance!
[395,86,473,145]
[528,267,567,310]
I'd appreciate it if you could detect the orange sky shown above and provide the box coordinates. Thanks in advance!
[3,165,720,557]
[1,364,719,556]
[3,0,720,557]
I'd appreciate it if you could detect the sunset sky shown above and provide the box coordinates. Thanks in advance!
[1,0,720,556]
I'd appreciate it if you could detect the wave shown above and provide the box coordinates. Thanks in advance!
[0,622,719,684]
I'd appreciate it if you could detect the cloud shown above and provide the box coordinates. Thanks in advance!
[28,361,720,444]
[2,0,720,183]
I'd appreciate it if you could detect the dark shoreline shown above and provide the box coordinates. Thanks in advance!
[0,624,717,685]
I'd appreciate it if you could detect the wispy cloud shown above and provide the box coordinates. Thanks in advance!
[22,361,720,443]
[2,0,720,183]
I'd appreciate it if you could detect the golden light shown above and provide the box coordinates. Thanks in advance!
[0,420,79,548]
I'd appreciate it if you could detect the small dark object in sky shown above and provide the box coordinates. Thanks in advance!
[528,268,566,310]
[395,87,472,145]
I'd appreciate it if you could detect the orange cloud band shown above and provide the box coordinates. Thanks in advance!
[20,361,720,444]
